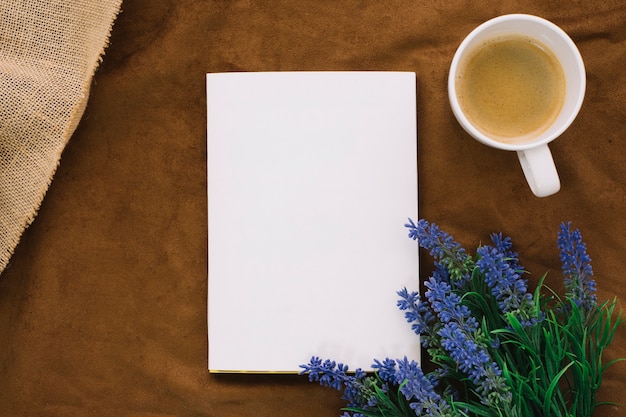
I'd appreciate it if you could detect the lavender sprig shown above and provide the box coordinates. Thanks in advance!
[476,236,538,328]
[490,233,522,272]
[301,356,453,417]
[396,287,435,346]
[557,222,597,311]
[394,357,453,416]
[425,277,512,409]
[299,357,371,415]
[405,218,473,287]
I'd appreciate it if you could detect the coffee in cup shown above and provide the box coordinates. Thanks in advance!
[448,14,586,197]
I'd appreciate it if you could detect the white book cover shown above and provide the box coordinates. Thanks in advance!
[207,71,419,373]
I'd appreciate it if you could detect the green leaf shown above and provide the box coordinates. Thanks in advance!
[543,361,575,416]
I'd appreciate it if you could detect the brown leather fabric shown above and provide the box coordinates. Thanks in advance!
[1,1,625,416]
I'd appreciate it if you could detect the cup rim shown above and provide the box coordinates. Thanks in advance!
[448,13,586,151]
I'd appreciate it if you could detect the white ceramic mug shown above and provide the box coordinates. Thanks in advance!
[448,14,586,197]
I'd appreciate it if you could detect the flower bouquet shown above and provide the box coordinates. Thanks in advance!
[300,219,622,417]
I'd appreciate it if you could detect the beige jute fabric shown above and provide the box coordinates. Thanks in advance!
[0,0,121,273]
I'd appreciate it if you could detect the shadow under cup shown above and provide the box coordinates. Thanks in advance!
[448,14,586,197]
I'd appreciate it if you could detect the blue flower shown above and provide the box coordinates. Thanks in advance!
[476,237,538,327]
[439,323,488,376]
[405,218,455,260]
[425,277,472,325]
[397,287,435,340]
[394,357,452,416]
[299,357,370,409]
[558,222,597,310]
[405,218,472,287]
[302,356,452,416]
[424,273,512,408]
[437,321,511,408]
[371,358,398,385]
[490,233,521,272]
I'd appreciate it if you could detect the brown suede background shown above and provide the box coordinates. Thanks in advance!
[1,1,625,416]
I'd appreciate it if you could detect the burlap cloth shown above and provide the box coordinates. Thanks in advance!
[0,1,625,416]
[0,0,121,272]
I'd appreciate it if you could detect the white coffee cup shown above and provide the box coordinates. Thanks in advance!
[448,14,586,197]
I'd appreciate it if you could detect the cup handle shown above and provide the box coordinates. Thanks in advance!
[516,145,560,197]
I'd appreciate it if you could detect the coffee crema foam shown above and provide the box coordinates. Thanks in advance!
[456,34,566,144]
